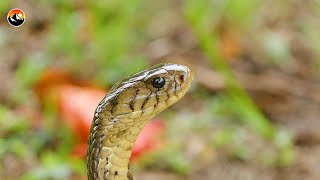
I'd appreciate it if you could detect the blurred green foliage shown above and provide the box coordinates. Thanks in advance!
[0,104,85,179]
[22,151,86,180]
[184,0,294,165]
[13,54,48,104]
[184,0,275,139]
[0,106,30,159]
[5,0,320,178]
[48,0,148,86]
[0,1,11,15]
[6,1,152,178]
[134,146,190,175]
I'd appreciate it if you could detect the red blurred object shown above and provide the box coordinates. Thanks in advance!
[131,119,166,160]
[57,85,106,142]
[34,69,166,159]
[72,143,89,158]
[57,84,166,159]
[34,69,73,102]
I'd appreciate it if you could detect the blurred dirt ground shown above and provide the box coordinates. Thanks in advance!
[1,0,320,179]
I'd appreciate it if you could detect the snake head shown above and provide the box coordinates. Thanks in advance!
[143,63,194,107]
[103,63,194,117]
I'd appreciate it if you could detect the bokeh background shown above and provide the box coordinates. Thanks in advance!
[1,0,320,179]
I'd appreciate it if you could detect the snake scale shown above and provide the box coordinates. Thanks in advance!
[87,63,194,180]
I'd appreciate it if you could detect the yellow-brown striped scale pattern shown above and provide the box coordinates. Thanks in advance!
[87,63,194,180]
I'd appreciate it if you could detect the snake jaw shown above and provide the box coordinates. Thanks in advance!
[87,63,193,180]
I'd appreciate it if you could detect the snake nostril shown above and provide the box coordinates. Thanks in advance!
[180,75,185,81]
[175,74,186,84]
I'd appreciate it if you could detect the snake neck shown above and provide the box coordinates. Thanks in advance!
[87,102,154,180]
[86,63,193,180]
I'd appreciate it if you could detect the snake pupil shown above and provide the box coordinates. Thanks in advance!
[151,77,165,88]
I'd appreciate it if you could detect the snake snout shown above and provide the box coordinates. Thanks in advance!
[161,64,193,101]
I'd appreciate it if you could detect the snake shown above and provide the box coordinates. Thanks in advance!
[87,63,194,180]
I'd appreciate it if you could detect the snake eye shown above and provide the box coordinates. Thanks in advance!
[151,77,165,88]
